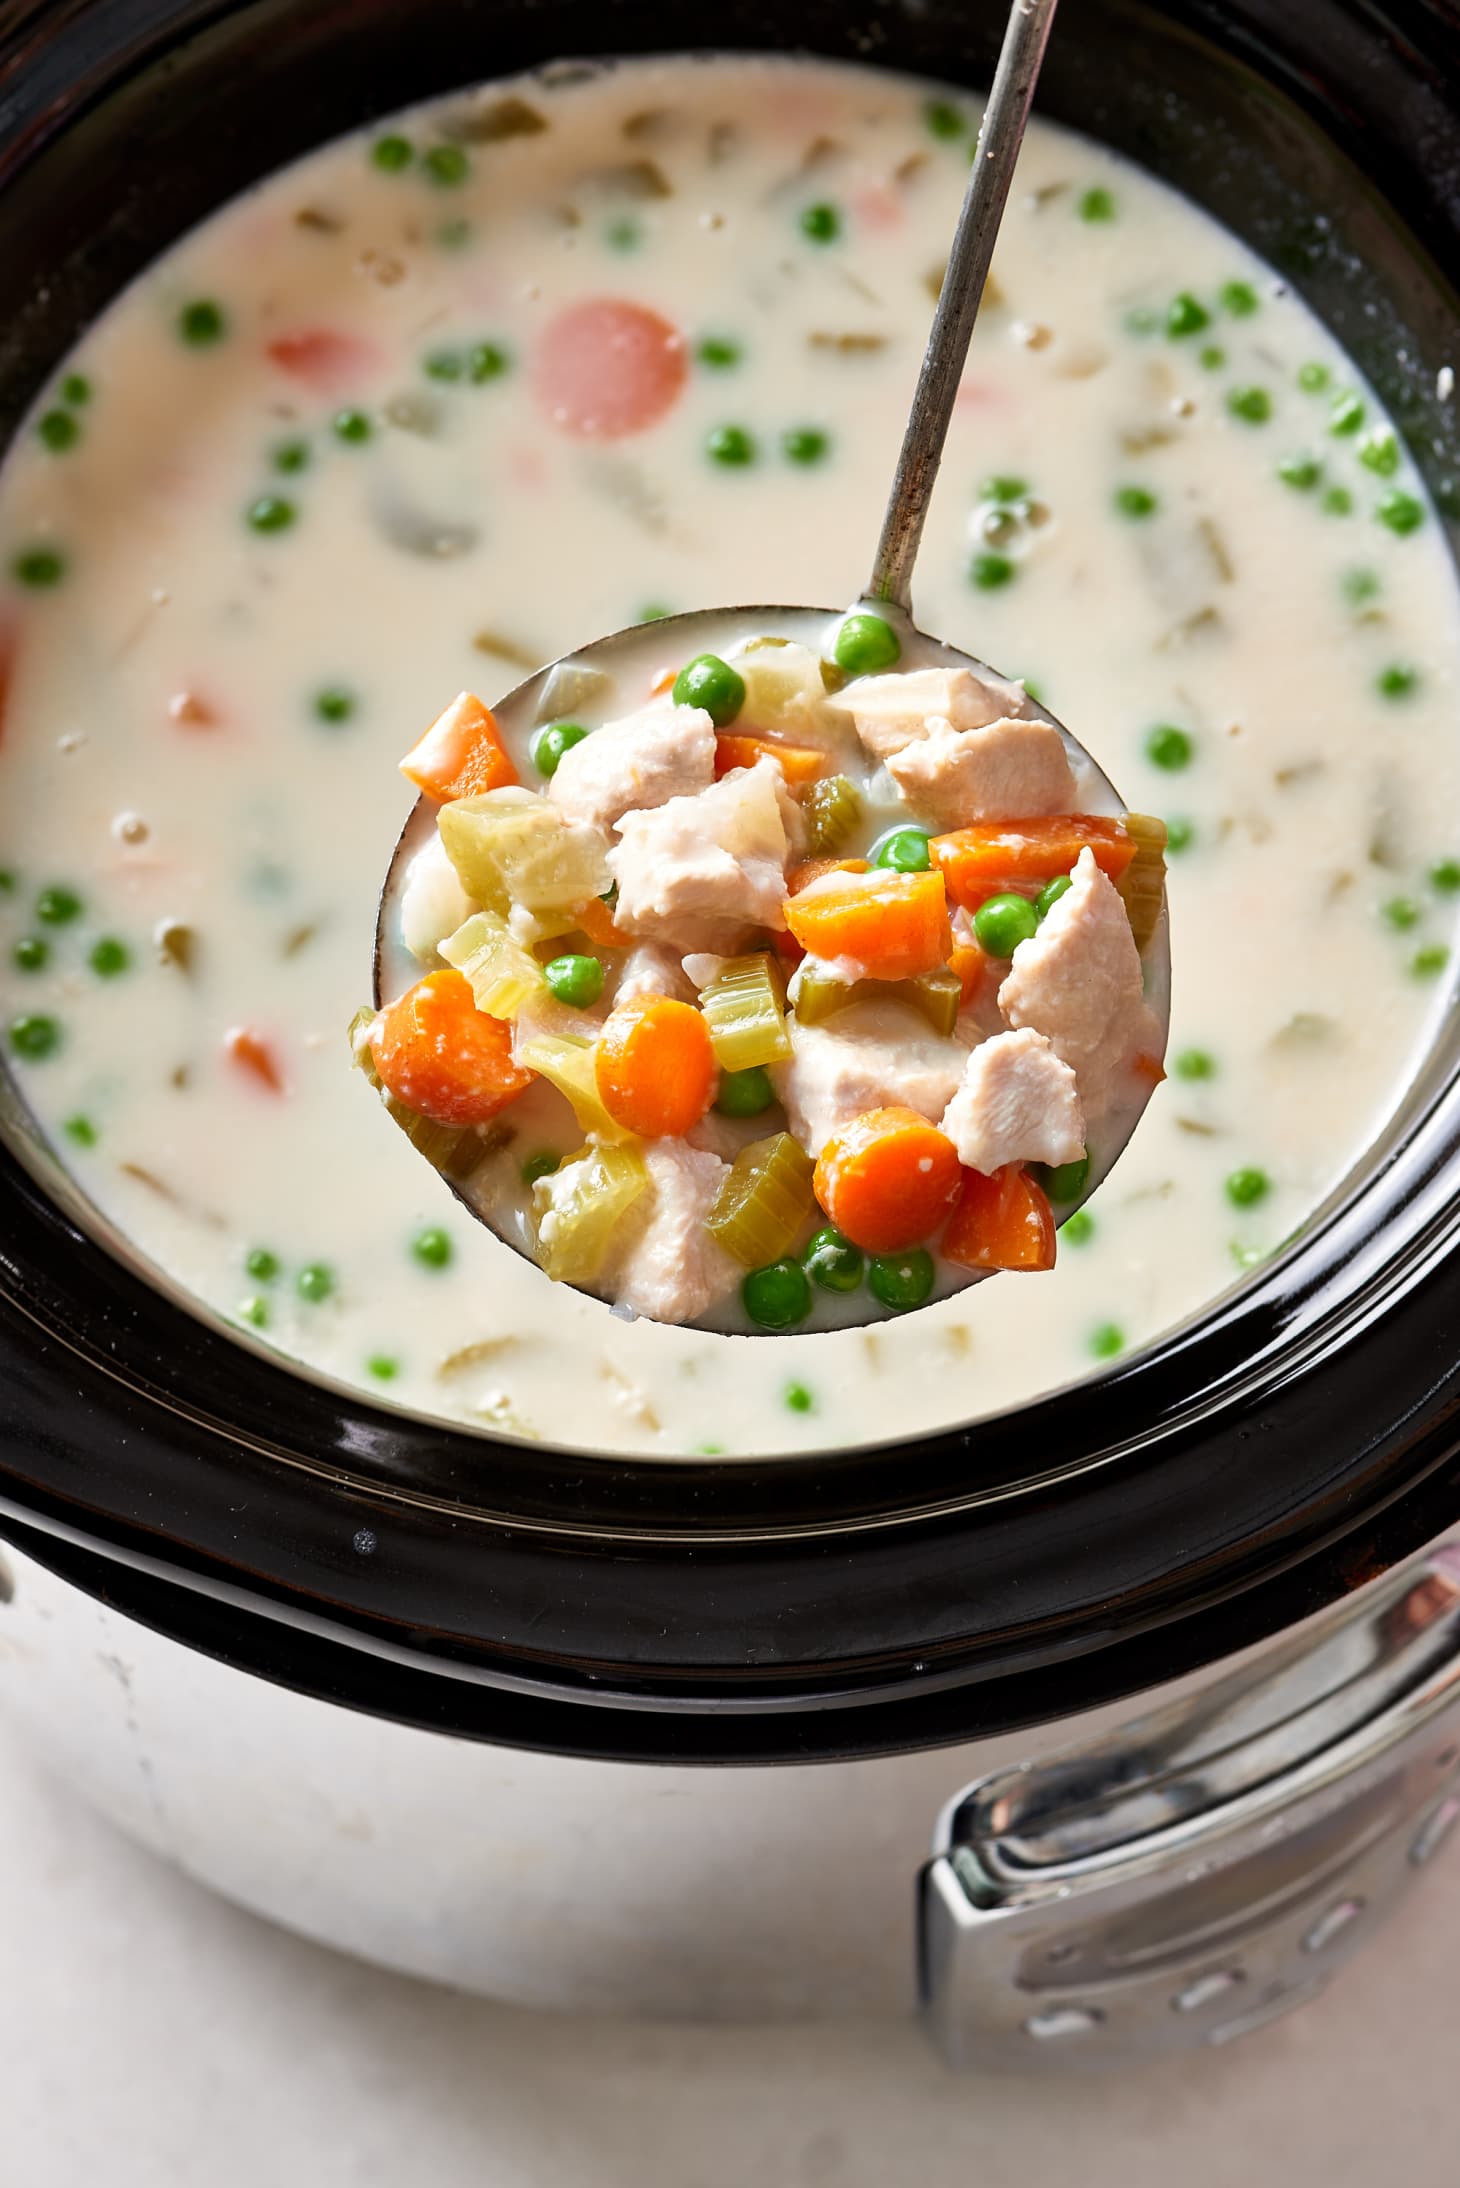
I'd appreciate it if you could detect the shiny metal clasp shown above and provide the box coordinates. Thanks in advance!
[919,1548,1460,2071]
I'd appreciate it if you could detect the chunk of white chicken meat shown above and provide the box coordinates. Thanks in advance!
[939,1028,1085,1175]
[608,757,794,954]
[603,1139,740,1324]
[828,664,1028,762]
[885,716,1078,829]
[614,940,696,1004]
[772,999,974,1159]
[547,699,717,832]
[998,848,1158,1113]
[398,831,477,963]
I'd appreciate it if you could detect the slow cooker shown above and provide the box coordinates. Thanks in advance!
[4,0,1460,2073]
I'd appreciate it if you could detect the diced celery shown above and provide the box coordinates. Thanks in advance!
[907,966,961,1036]
[438,789,610,932]
[706,1132,816,1266]
[791,964,861,1026]
[440,910,545,1020]
[532,1140,648,1284]
[382,1093,503,1179]
[1117,812,1168,950]
[516,1033,626,1141]
[534,657,612,724]
[793,965,961,1034]
[700,952,792,1070]
[802,773,863,855]
[347,1004,382,1087]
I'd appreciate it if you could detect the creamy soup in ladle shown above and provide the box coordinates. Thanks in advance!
[0,54,1456,1455]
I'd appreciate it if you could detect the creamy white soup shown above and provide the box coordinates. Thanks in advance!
[0,54,1456,1456]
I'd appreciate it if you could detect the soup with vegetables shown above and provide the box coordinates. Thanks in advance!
[0,54,1456,1453]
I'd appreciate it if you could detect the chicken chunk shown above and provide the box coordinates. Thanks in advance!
[772,999,973,1158]
[828,664,1028,762]
[606,1139,739,1323]
[548,699,716,832]
[615,940,696,1004]
[885,716,1078,829]
[608,757,792,954]
[939,1028,1084,1174]
[398,831,476,963]
[998,848,1158,1112]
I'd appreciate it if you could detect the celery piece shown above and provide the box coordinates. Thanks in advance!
[706,1131,816,1266]
[532,1140,648,1284]
[382,1093,502,1179]
[792,964,863,1026]
[440,909,545,1020]
[700,952,792,1070]
[347,1004,382,1087]
[907,965,961,1036]
[1117,812,1168,950]
[793,965,961,1034]
[516,1032,626,1141]
[438,789,611,932]
[802,773,863,856]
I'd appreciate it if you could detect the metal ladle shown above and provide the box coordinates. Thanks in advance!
[375,0,1170,1333]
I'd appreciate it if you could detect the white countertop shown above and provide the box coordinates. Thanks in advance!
[2,1709,1455,2187]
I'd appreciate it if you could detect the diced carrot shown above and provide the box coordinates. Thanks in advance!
[714,733,829,785]
[574,894,631,949]
[1133,1049,1168,1086]
[595,993,717,1138]
[369,969,534,1128]
[786,857,869,896]
[942,1165,1056,1273]
[948,935,989,1008]
[930,816,1136,909]
[813,1106,962,1254]
[399,692,518,803]
[783,868,950,981]
[224,1026,285,1095]
[771,928,806,972]
[648,665,677,698]
[168,687,220,729]
[535,298,688,440]
[265,327,381,393]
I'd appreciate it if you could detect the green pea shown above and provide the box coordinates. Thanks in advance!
[521,1150,561,1187]
[367,1354,400,1380]
[12,936,47,972]
[63,1114,98,1148]
[782,426,830,465]
[332,407,372,443]
[707,423,756,467]
[872,827,931,874]
[830,612,901,676]
[742,1258,811,1328]
[314,685,357,724]
[1277,454,1321,490]
[422,142,470,187]
[528,722,587,778]
[1342,567,1380,604]
[1377,664,1419,700]
[296,1262,335,1302]
[715,1066,776,1119]
[784,1382,815,1414]
[637,603,671,622]
[12,547,67,589]
[1227,385,1272,425]
[1040,1152,1090,1203]
[799,202,841,244]
[412,1226,452,1269]
[1079,186,1116,221]
[240,1296,270,1329]
[1035,873,1072,920]
[1114,485,1157,519]
[1323,485,1354,516]
[1166,292,1210,338]
[697,334,742,368]
[273,438,311,474]
[468,342,509,382]
[424,348,465,382]
[867,1248,935,1313]
[1297,361,1331,392]
[1329,391,1366,436]
[8,1013,59,1060]
[1225,1166,1270,1208]
[973,891,1039,957]
[605,215,641,254]
[36,885,82,925]
[1383,896,1421,930]
[925,99,965,140]
[60,373,91,407]
[672,654,745,727]
[970,552,1015,589]
[1220,280,1260,317]
[1412,945,1449,977]
[1174,1047,1216,1080]
[372,134,413,172]
[88,936,130,977]
[1089,1322,1125,1359]
[245,1247,280,1282]
[0,870,13,892]
[247,495,297,535]
[803,1226,864,1294]
[178,299,226,346]
[1146,723,1193,771]
[1198,344,1226,371]
[1428,859,1460,893]
[983,474,1029,503]
[1061,1209,1095,1246]
[37,409,79,453]
[1359,428,1400,477]
[543,953,604,1009]
[1378,489,1425,535]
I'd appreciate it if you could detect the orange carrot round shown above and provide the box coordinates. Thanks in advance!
[783,868,950,981]
[370,969,534,1127]
[595,993,716,1138]
[813,1106,962,1253]
[534,298,688,440]
[930,816,1135,908]
[942,1165,1056,1272]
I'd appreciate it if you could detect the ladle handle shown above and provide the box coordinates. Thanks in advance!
[866,0,1060,613]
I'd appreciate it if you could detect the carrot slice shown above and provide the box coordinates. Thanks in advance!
[783,869,950,981]
[948,935,989,1008]
[930,816,1135,909]
[535,298,688,440]
[595,993,716,1138]
[370,969,534,1128]
[265,327,380,393]
[399,692,518,803]
[942,1165,1056,1272]
[648,665,677,698]
[224,1026,285,1094]
[786,857,869,895]
[1132,1049,1168,1086]
[813,1106,962,1254]
[574,893,631,949]
[714,733,828,785]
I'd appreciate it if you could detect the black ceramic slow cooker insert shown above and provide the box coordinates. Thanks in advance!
[2,0,1460,1764]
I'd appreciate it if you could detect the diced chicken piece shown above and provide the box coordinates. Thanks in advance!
[885,716,1078,829]
[606,1139,739,1324]
[827,665,1028,762]
[940,1028,1084,1174]
[608,757,792,954]
[998,848,1159,1112]
[615,940,695,1004]
[398,832,476,963]
[548,700,716,832]
[772,999,973,1158]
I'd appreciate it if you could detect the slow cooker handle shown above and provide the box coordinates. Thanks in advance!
[919,1546,1460,2070]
